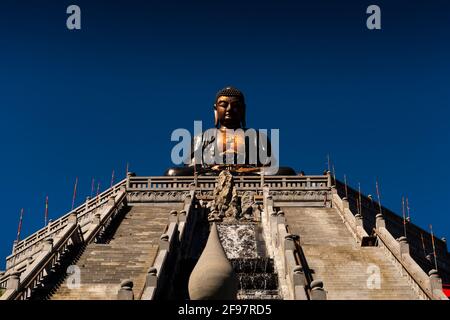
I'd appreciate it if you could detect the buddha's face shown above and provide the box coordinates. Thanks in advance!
[215,95,245,129]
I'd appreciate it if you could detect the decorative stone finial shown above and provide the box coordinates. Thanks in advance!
[188,223,238,300]
[117,279,134,300]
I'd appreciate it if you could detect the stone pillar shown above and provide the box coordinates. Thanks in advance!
[310,280,327,300]
[284,234,297,251]
[92,213,101,225]
[326,171,332,188]
[293,266,308,300]
[7,272,21,290]
[342,198,349,209]
[429,269,443,293]
[146,267,157,288]
[355,214,363,227]
[398,236,410,256]
[126,172,135,189]
[292,266,306,287]
[330,185,337,195]
[12,240,18,253]
[270,210,278,247]
[117,280,134,300]
[375,213,385,229]
[277,210,285,225]
[107,195,115,206]
[179,210,187,222]
[159,234,170,250]
[85,197,90,210]
[68,212,78,225]
[42,238,54,252]
[169,210,178,223]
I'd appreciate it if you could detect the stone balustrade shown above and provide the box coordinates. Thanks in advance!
[6,179,127,271]
[140,196,197,300]
[374,215,448,300]
[262,187,322,300]
[128,175,329,192]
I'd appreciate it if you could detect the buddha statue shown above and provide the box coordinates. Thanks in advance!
[165,86,296,176]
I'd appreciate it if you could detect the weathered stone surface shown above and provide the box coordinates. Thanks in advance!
[209,171,239,220]
[240,191,256,220]
[284,207,421,300]
[51,204,182,300]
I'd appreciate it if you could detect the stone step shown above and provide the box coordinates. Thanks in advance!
[283,206,421,300]
[51,204,181,300]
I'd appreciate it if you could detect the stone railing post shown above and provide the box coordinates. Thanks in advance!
[342,197,349,209]
[277,210,285,225]
[428,269,443,296]
[398,236,410,256]
[355,213,363,228]
[292,266,306,287]
[326,171,332,188]
[126,172,135,190]
[375,213,385,229]
[310,280,327,300]
[107,195,115,206]
[117,280,134,300]
[7,271,21,291]
[169,210,178,223]
[292,266,308,300]
[146,267,157,288]
[68,212,78,225]
[42,238,54,253]
[179,210,187,223]
[12,240,18,254]
[270,211,278,247]
[92,213,101,225]
[159,234,170,251]
[284,234,296,251]
[85,197,90,211]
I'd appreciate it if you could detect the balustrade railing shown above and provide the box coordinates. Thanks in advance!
[6,175,329,272]
[6,179,127,271]
[127,175,330,191]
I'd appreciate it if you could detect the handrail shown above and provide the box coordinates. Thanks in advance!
[128,175,329,191]
[2,190,127,300]
[84,190,127,244]
[2,222,82,300]
[331,191,370,243]
[373,227,440,300]
[6,179,126,270]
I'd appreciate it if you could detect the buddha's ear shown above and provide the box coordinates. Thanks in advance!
[213,104,219,128]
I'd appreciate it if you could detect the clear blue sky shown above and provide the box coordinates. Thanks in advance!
[0,0,449,268]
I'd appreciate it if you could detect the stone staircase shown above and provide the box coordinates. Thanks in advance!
[51,204,181,300]
[283,207,421,300]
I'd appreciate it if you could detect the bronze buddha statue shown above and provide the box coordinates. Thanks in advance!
[165,86,296,176]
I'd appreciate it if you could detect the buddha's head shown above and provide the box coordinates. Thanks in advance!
[214,86,246,129]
